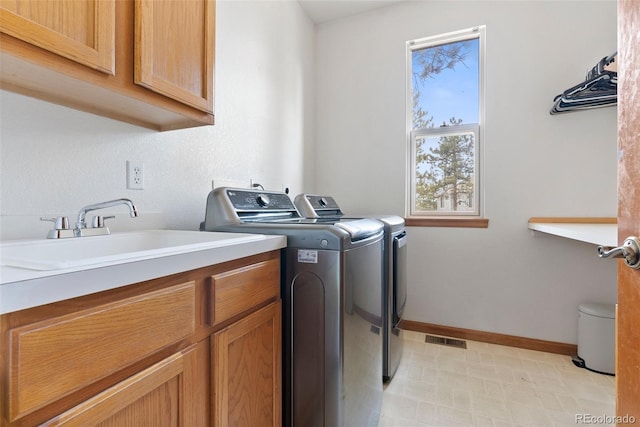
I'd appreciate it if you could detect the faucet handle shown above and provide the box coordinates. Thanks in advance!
[41,216,74,239]
[91,215,115,228]
[41,216,70,230]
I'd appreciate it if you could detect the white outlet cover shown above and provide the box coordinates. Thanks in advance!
[126,161,144,190]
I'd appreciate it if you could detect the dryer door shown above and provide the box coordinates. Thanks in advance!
[393,232,408,325]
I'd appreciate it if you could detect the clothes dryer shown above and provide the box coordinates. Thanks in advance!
[294,194,406,382]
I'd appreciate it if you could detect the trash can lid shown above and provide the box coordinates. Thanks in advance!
[579,302,615,319]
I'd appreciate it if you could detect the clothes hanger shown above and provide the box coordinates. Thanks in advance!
[550,52,617,115]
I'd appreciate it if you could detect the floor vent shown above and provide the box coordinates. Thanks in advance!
[425,334,467,349]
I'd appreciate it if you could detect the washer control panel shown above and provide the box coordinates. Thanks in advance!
[226,189,296,211]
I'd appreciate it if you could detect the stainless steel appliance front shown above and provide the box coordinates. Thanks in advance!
[201,187,384,427]
[390,231,407,378]
[294,193,407,382]
[285,238,383,427]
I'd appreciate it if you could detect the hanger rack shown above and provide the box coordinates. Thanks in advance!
[550,52,617,115]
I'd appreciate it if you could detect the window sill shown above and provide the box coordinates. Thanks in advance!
[405,217,489,228]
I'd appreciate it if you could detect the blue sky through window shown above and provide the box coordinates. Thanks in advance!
[412,38,479,127]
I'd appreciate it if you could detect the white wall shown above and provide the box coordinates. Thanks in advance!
[0,0,619,345]
[314,0,618,344]
[0,0,315,239]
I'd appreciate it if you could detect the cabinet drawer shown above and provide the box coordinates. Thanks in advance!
[210,258,280,326]
[7,281,196,420]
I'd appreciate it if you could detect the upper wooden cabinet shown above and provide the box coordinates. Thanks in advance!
[0,0,115,74]
[0,0,215,131]
[135,0,214,113]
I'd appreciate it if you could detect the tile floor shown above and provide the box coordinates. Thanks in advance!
[378,331,615,427]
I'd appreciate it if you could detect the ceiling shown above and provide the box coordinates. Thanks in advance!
[297,0,405,24]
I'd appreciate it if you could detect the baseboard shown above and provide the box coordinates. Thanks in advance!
[400,320,577,356]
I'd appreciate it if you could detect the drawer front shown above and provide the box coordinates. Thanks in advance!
[8,281,196,420]
[211,258,280,326]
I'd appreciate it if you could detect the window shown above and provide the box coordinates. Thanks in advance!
[406,27,486,226]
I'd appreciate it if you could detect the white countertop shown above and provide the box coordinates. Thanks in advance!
[0,231,286,314]
[528,222,617,247]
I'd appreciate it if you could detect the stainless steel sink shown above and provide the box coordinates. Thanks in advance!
[0,230,265,271]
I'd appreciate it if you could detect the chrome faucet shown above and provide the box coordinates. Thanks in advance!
[41,198,139,239]
[74,198,139,237]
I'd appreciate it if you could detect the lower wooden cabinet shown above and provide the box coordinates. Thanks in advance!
[0,251,281,427]
[6,282,196,421]
[212,301,282,427]
[42,342,209,427]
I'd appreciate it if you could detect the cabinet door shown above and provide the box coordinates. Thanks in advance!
[7,281,195,421]
[135,0,215,113]
[213,301,282,427]
[0,0,115,74]
[42,342,209,426]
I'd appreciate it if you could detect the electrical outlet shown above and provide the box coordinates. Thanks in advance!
[126,161,144,190]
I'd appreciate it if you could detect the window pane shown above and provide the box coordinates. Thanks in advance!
[407,27,483,219]
[415,131,476,213]
[412,38,479,128]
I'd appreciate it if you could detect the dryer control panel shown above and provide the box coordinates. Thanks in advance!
[294,194,343,218]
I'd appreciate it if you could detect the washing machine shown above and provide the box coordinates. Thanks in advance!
[201,187,385,426]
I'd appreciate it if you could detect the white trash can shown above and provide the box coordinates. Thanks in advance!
[573,303,615,375]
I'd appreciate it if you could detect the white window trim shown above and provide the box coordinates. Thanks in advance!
[405,26,486,218]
